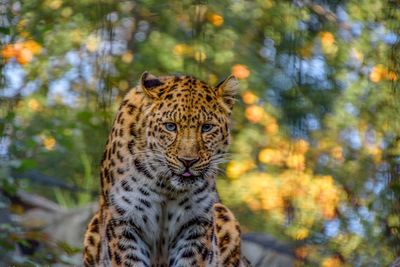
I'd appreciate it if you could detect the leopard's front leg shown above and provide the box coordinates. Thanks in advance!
[168,219,215,267]
[84,211,102,267]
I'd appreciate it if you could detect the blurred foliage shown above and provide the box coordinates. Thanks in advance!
[1,0,399,265]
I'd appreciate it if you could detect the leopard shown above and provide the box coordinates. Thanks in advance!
[83,72,251,267]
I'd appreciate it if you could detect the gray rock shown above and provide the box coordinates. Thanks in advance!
[242,233,294,267]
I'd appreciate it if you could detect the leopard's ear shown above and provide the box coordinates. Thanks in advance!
[215,75,239,109]
[140,71,165,99]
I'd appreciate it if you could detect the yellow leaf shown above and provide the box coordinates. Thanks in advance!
[330,146,344,161]
[16,49,33,65]
[286,154,305,170]
[259,148,284,166]
[118,80,129,90]
[1,44,16,60]
[369,64,385,83]
[265,122,279,135]
[194,50,206,61]
[322,257,342,267]
[28,99,42,111]
[207,13,224,27]
[241,91,258,105]
[294,139,309,154]
[86,35,100,53]
[320,32,334,46]
[226,160,254,180]
[121,51,134,63]
[232,64,250,79]
[23,40,42,54]
[43,136,56,150]
[46,0,63,10]
[245,105,264,123]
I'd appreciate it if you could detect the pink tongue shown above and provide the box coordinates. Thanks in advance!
[182,171,192,177]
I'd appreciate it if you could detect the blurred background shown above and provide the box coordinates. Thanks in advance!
[0,0,399,266]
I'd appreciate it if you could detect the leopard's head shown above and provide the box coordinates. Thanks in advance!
[140,72,238,190]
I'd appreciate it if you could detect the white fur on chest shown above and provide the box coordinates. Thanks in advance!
[110,175,217,254]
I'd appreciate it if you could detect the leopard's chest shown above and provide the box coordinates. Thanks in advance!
[154,196,217,265]
[110,178,217,248]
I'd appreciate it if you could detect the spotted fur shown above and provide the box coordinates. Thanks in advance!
[83,72,251,267]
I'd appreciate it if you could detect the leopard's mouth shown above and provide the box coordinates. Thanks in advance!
[167,168,202,184]
[177,170,200,180]
[168,165,202,179]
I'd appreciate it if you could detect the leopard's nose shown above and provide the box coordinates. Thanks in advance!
[178,157,200,168]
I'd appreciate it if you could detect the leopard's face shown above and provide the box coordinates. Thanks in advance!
[141,73,238,190]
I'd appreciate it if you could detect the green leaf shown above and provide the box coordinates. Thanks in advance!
[0,27,10,35]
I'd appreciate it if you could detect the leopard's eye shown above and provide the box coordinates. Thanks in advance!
[164,122,177,132]
[201,124,214,133]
